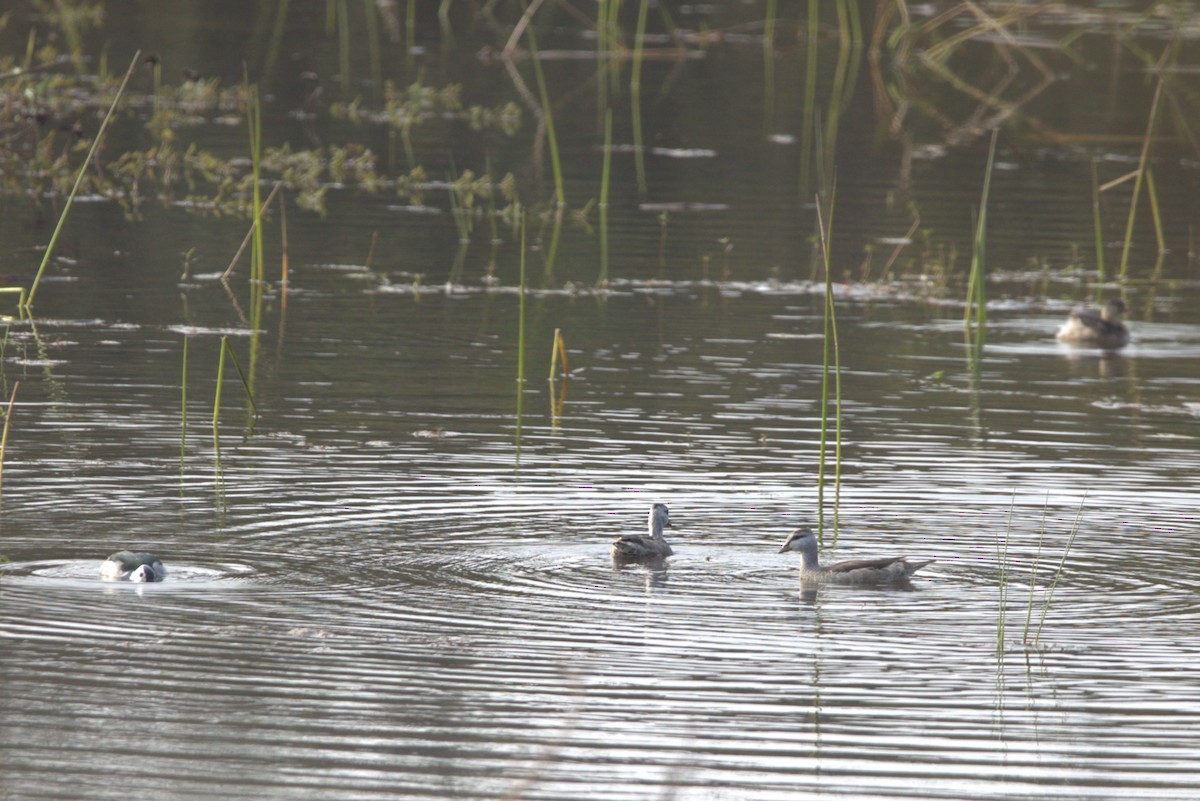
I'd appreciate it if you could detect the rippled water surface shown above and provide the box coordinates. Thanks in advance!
[3,278,1200,800]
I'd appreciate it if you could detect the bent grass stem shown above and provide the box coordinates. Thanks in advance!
[25,50,142,311]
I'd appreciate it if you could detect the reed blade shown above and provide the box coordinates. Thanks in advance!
[25,50,142,310]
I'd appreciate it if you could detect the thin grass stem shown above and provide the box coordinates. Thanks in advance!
[630,0,649,196]
[522,4,565,213]
[996,492,1016,662]
[222,182,283,281]
[25,50,141,311]
[1032,495,1085,644]
[964,128,998,329]
[1146,169,1165,254]
[598,108,613,287]
[549,328,568,380]
[181,337,189,465]
[1022,494,1051,643]
[0,381,19,494]
[814,190,841,536]
[1119,75,1164,279]
[1091,158,1105,281]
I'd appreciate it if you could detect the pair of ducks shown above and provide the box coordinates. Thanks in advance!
[1056,299,1129,349]
[612,504,934,584]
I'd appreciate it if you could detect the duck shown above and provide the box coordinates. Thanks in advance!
[100,551,166,582]
[778,527,933,584]
[1056,299,1130,348]
[611,503,674,561]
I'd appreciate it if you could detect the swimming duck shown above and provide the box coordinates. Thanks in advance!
[611,503,674,561]
[778,527,933,584]
[1056,299,1130,348]
[101,551,166,582]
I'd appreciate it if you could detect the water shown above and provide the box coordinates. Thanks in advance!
[4,1,1200,798]
[4,281,1200,800]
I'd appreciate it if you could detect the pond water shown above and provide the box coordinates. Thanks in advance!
[3,2,1200,800]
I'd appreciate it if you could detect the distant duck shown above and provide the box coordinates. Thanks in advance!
[778,527,933,584]
[101,551,166,582]
[1056,299,1130,348]
[611,503,674,561]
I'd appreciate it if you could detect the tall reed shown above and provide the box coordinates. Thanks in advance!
[814,193,842,536]
[180,337,189,464]
[522,3,565,214]
[996,494,1016,663]
[762,0,777,132]
[1119,74,1163,278]
[964,128,998,331]
[1090,158,1105,281]
[598,108,613,286]
[630,0,650,196]
[212,336,258,452]
[1028,496,1084,646]
[515,213,528,457]
[25,50,141,311]
[0,381,18,494]
[1145,169,1165,255]
[548,328,568,380]
[799,1,819,199]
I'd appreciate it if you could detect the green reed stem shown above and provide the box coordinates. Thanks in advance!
[222,338,258,417]
[964,128,997,330]
[548,328,568,380]
[799,1,818,199]
[1091,158,1105,281]
[405,0,416,68]
[1120,76,1163,279]
[522,4,565,214]
[25,50,141,311]
[596,0,608,126]
[181,337,189,464]
[515,213,527,460]
[0,381,18,494]
[213,338,226,453]
[631,0,649,196]
[763,0,776,132]
[1032,495,1085,645]
[814,191,841,536]
[1022,495,1051,643]
[213,336,258,453]
[837,0,862,45]
[221,181,281,281]
[598,108,613,286]
[518,214,527,386]
[996,492,1016,661]
[1146,169,1164,254]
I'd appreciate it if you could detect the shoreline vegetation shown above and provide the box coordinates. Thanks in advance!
[0,2,1192,300]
